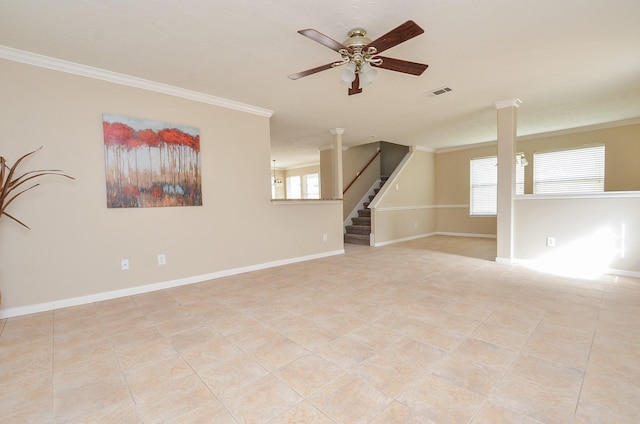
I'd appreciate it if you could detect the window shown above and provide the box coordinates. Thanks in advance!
[533,145,604,194]
[286,175,301,199]
[470,155,525,215]
[303,173,320,199]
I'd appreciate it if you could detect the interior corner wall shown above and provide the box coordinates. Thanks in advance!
[342,143,381,221]
[0,59,343,314]
[379,141,409,177]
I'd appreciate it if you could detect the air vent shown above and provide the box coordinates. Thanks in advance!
[427,86,453,97]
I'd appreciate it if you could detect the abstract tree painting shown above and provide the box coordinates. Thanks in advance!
[103,114,202,208]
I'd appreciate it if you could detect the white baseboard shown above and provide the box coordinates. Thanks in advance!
[372,231,497,247]
[436,232,497,239]
[505,258,640,279]
[605,268,640,279]
[0,249,344,319]
[373,232,436,247]
[495,257,515,265]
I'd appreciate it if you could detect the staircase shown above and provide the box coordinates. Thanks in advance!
[344,177,388,245]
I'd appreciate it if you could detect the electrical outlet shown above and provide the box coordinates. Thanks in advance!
[121,259,129,271]
[323,234,328,242]
[157,254,166,265]
[546,237,556,247]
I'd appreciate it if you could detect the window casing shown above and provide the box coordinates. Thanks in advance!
[533,145,604,194]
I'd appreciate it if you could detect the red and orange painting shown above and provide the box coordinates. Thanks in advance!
[102,114,202,208]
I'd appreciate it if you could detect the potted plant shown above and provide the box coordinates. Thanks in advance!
[1,147,74,230]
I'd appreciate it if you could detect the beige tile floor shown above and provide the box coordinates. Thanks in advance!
[1,235,640,423]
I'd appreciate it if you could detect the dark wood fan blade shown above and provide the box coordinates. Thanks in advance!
[348,73,362,95]
[298,29,347,52]
[288,63,334,80]
[374,56,428,76]
[365,20,424,54]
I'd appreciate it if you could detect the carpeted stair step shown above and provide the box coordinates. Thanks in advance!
[358,209,371,217]
[344,233,370,245]
[351,216,371,226]
[345,225,370,235]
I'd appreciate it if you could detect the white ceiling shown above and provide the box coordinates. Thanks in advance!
[1,0,639,168]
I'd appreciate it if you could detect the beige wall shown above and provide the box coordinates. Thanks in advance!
[434,122,640,236]
[518,123,640,193]
[514,196,640,274]
[0,59,343,315]
[371,149,437,245]
[435,144,497,236]
[319,148,335,200]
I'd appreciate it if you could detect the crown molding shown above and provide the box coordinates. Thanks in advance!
[0,45,273,118]
[435,116,640,154]
[412,145,435,153]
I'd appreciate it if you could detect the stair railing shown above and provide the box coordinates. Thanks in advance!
[343,149,381,195]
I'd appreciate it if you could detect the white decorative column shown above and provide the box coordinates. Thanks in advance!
[329,128,345,199]
[495,98,522,264]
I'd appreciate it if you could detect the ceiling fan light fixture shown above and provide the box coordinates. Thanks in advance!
[290,20,428,95]
[360,62,377,86]
[340,62,357,86]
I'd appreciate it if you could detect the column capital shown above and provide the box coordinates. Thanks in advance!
[329,128,346,135]
[494,98,523,109]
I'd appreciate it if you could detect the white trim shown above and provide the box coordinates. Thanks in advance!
[510,258,640,279]
[368,151,412,209]
[435,117,640,154]
[0,45,273,118]
[412,145,435,153]
[373,232,435,247]
[436,232,496,239]
[373,204,470,211]
[514,191,640,200]
[272,199,342,205]
[605,268,640,279]
[436,140,497,154]
[0,249,344,319]
[495,257,515,265]
[436,204,470,209]
[518,117,640,142]
[373,205,437,212]
[372,231,496,247]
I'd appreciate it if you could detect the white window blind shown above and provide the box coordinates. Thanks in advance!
[470,156,525,215]
[533,145,604,194]
[471,156,498,215]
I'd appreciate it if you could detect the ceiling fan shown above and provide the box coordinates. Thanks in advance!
[288,20,428,95]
